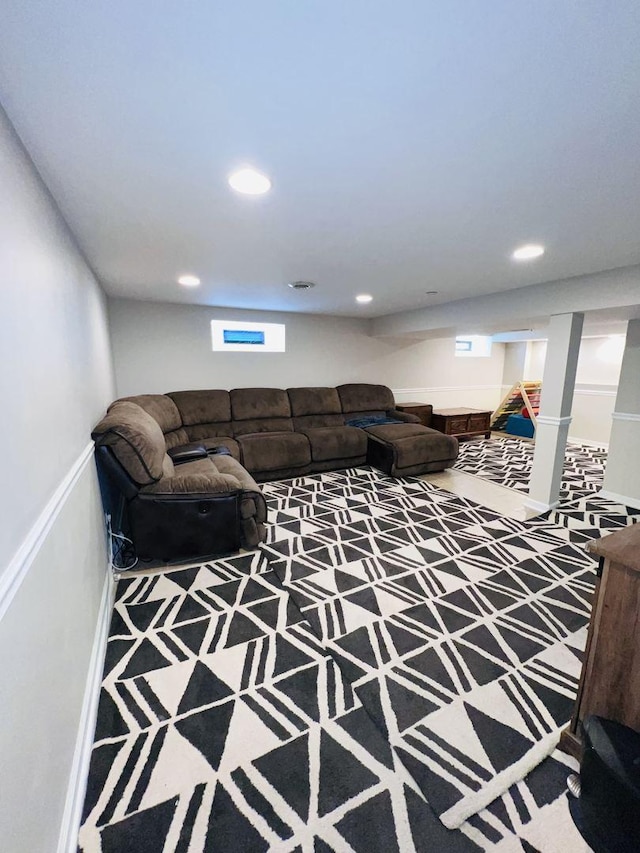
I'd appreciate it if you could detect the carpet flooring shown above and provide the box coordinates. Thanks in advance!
[78,441,638,852]
[77,542,586,853]
[454,438,607,503]
[259,471,593,830]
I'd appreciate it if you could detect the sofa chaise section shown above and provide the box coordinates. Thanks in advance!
[337,383,459,477]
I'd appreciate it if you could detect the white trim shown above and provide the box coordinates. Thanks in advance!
[391,384,502,395]
[598,489,640,511]
[573,388,617,397]
[57,569,116,853]
[611,411,640,423]
[536,415,572,427]
[524,497,561,514]
[568,436,609,449]
[0,441,95,623]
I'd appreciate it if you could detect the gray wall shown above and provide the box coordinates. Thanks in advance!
[108,298,506,409]
[0,106,115,850]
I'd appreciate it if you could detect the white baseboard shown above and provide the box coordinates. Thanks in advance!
[567,435,609,449]
[598,489,640,511]
[524,497,560,515]
[57,568,116,853]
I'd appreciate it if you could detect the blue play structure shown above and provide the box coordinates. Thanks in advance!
[506,413,535,438]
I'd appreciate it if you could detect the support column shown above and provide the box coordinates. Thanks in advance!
[526,312,584,512]
[601,319,640,510]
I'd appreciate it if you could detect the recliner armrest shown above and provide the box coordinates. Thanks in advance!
[208,446,232,456]
[168,444,208,464]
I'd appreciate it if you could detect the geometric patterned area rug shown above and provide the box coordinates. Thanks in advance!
[454,437,607,503]
[79,553,443,852]
[76,531,589,852]
[79,465,640,851]
[260,469,595,829]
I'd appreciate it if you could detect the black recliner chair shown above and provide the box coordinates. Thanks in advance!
[92,400,268,564]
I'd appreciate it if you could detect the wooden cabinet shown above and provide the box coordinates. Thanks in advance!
[395,402,433,427]
[430,408,492,440]
[560,522,640,758]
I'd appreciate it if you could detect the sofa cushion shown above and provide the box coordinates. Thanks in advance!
[364,423,428,440]
[233,417,294,437]
[288,387,342,417]
[168,389,231,424]
[113,394,189,449]
[292,413,345,429]
[142,457,242,494]
[237,432,311,473]
[366,424,457,467]
[92,401,168,485]
[116,394,181,433]
[337,383,395,414]
[299,426,367,462]
[289,387,345,429]
[231,388,291,421]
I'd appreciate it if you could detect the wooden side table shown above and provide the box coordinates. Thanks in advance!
[395,402,433,427]
[430,407,492,440]
[559,522,640,759]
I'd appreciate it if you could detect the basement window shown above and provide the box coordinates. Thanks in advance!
[455,335,492,358]
[211,320,286,352]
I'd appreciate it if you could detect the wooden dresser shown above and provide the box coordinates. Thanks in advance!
[430,407,492,440]
[560,522,640,758]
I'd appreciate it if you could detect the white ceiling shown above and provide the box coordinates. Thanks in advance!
[1,1,640,319]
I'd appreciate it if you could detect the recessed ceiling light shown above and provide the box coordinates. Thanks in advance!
[228,167,271,195]
[287,280,316,290]
[177,274,200,287]
[511,243,545,261]
[356,294,373,304]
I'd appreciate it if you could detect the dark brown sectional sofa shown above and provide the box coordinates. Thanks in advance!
[92,384,458,562]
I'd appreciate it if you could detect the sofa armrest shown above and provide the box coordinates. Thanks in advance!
[208,446,232,456]
[143,471,242,494]
[388,409,421,424]
[168,444,208,464]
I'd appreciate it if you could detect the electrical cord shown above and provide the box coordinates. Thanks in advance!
[106,514,138,572]
[111,529,139,572]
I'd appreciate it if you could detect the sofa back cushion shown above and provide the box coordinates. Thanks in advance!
[230,388,294,436]
[288,386,345,430]
[337,383,396,416]
[92,401,168,485]
[168,390,234,441]
[118,394,188,449]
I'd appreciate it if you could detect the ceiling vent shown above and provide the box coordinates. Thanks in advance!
[287,280,316,290]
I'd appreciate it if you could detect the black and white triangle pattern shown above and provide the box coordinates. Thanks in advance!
[548,492,640,545]
[79,552,473,852]
[80,457,637,852]
[260,469,599,829]
[454,437,607,502]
